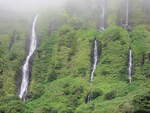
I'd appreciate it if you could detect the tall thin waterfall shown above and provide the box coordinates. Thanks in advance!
[128,49,132,83]
[19,15,38,100]
[86,40,98,103]
[86,0,105,103]
[100,0,105,30]
[125,0,129,28]
[90,40,98,81]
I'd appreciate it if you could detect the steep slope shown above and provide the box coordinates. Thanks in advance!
[24,15,150,112]
[0,11,30,97]
[0,0,150,113]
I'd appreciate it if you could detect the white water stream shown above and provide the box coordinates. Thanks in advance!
[125,0,129,27]
[128,49,132,83]
[90,40,98,81]
[19,15,38,100]
[100,0,105,30]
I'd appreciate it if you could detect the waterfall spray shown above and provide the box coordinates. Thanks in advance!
[19,15,38,100]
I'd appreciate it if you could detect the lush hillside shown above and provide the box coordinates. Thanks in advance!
[0,0,150,113]
[25,17,150,112]
[0,10,31,96]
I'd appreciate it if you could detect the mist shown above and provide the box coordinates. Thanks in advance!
[0,0,67,13]
[0,0,150,28]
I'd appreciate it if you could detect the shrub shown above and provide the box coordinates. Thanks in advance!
[92,90,103,99]
[0,96,27,113]
[132,92,150,113]
[119,102,134,113]
[35,107,58,113]
[28,84,45,100]
[105,90,117,100]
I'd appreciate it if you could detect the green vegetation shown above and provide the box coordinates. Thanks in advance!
[0,12,30,98]
[0,0,150,113]
[26,19,150,112]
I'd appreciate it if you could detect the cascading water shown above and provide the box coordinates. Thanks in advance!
[86,40,98,103]
[90,40,98,81]
[124,0,132,83]
[100,0,105,30]
[19,15,38,100]
[121,0,129,28]
[125,0,129,27]
[128,49,132,83]
[86,0,105,103]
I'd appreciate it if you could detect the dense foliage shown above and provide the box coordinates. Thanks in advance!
[0,0,150,113]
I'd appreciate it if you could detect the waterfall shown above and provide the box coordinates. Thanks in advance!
[90,0,104,81]
[124,0,132,83]
[128,49,132,83]
[125,0,129,27]
[19,15,38,100]
[90,40,98,81]
[86,40,98,103]
[100,0,105,30]
[123,0,129,28]
[86,0,105,103]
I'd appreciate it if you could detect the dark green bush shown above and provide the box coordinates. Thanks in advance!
[105,90,117,100]
[0,96,27,113]
[28,84,45,100]
[48,70,57,82]
[133,92,150,113]
[35,107,58,113]
[92,90,103,99]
